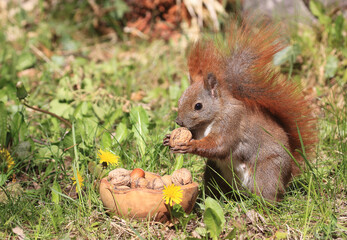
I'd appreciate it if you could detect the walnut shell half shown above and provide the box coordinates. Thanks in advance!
[169,127,192,147]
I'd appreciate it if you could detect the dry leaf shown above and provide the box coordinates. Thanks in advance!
[12,226,26,240]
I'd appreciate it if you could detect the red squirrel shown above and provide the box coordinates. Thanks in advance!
[163,19,317,202]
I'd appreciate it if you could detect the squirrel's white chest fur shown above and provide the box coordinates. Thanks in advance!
[204,122,214,137]
[215,157,252,189]
[194,121,214,140]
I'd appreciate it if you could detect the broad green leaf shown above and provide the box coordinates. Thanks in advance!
[76,118,98,146]
[52,181,62,204]
[11,112,27,146]
[74,101,89,119]
[0,101,7,147]
[332,15,344,47]
[324,55,338,78]
[16,52,36,71]
[14,141,31,160]
[205,197,225,226]
[204,197,225,240]
[309,0,324,19]
[309,0,330,26]
[38,145,61,159]
[130,106,149,156]
[204,208,222,240]
[115,122,128,144]
[101,132,112,149]
[0,174,6,187]
[273,45,301,66]
[92,104,106,119]
[275,231,288,239]
[49,99,73,119]
[173,155,184,172]
[114,0,129,18]
[169,84,180,101]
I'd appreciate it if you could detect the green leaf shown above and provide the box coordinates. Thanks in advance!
[11,112,27,146]
[114,0,129,18]
[275,231,288,239]
[173,155,184,172]
[309,0,330,26]
[93,104,107,120]
[130,106,149,156]
[204,208,222,240]
[49,99,73,119]
[324,55,338,78]
[309,0,324,19]
[0,174,6,187]
[204,197,225,240]
[16,52,36,71]
[273,45,301,66]
[205,197,225,225]
[14,141,31,160]
[115,122,128,144]
[172,203,186,218]
[52,181,62,204]
[101,132,112,149]
[169,84,180,101]
[332,15,344,47]
[0,101,7,147]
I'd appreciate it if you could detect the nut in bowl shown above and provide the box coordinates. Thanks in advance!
[99,168,198,222]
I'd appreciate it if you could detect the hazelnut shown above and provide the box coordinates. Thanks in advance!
[169,127,192,147]
[130,168,145,180]
[136,178,149,188]
[171,168,192,186]
[161,175,172,186]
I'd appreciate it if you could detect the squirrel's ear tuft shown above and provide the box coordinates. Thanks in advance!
[204,73,218,98]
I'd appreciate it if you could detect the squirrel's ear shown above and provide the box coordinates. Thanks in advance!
[204,73,218,98]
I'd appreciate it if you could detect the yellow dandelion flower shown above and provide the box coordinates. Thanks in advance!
[162,184,183,206]
[0,148,14,170]
[97,149,119,166]
[71,171,84,189]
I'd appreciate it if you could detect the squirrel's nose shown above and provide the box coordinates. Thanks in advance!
[175,118,183,127]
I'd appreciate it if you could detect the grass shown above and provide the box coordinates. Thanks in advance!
[0,2,346,239]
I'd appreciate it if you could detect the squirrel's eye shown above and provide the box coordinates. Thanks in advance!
[194,103,203,110]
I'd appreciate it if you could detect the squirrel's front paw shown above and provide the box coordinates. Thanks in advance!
[170,141,194,154]
[163,134,171,146]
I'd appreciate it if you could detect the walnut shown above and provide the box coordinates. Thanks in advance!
[108,168,130,179]
[169,127,192,147]
[171,168,192,186]
[135,178,148,189]
[145,172,161,182]
[147,178,165,190]
[161,175,172,186]
[108,168,131,186]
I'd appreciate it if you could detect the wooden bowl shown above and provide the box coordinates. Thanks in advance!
[99,173,199,222]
